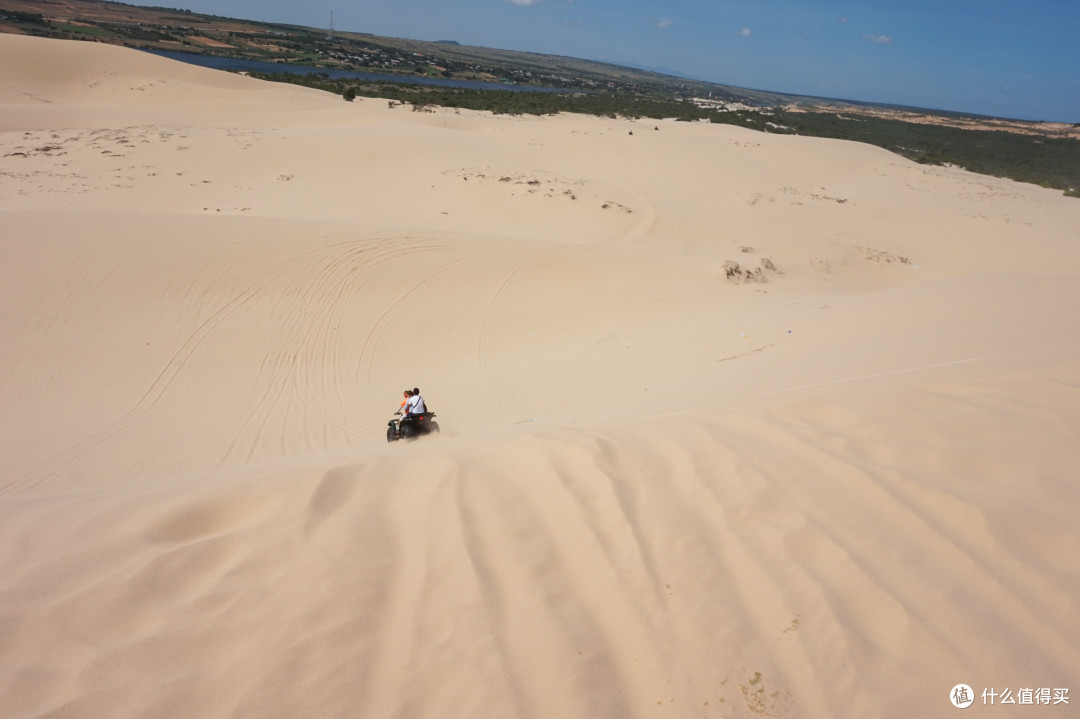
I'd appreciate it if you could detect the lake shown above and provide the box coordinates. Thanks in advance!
[143,50,570,94]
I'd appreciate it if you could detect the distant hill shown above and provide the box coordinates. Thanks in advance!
[0,0,824,106]
[2,0,1076,195]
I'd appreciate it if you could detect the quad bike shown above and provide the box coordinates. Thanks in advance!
[387,412,439,442]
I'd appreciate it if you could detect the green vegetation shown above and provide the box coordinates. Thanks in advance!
[48,22,114,37]
[249,70,774,130]
[0,9,47,26]
[780,112,1080,194]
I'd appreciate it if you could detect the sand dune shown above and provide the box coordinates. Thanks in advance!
[1,34,1078,718]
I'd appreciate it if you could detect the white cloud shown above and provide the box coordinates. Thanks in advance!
[839,17,847,25]
[656,19,672,29]
[863,34,892,44]
[505,0,542,6]
[739,27,752,38]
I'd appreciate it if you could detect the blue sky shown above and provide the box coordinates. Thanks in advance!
[135,1,1079,121]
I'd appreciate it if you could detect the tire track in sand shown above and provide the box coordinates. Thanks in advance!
[353,246,466,395]
[7,241,371,493]
[216,239,419,467]
[475,255,546,419]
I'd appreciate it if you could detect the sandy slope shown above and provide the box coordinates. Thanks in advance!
[1,34,1078,718]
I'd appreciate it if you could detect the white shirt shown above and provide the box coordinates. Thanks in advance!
[405,394,426,415]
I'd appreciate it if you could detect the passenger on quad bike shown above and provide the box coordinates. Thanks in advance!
[388,388,439,442]
[404,387,426,417]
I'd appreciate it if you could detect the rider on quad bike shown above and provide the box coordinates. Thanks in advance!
[388,388,439,442]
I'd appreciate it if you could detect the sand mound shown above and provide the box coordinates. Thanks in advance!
[2,34,1078,718]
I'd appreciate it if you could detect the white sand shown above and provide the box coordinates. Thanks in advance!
[2,34,1078,718]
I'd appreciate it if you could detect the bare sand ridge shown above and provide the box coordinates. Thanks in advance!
[2,34,1079,718]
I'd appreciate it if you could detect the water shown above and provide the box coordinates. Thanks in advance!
[143,49,570,94]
